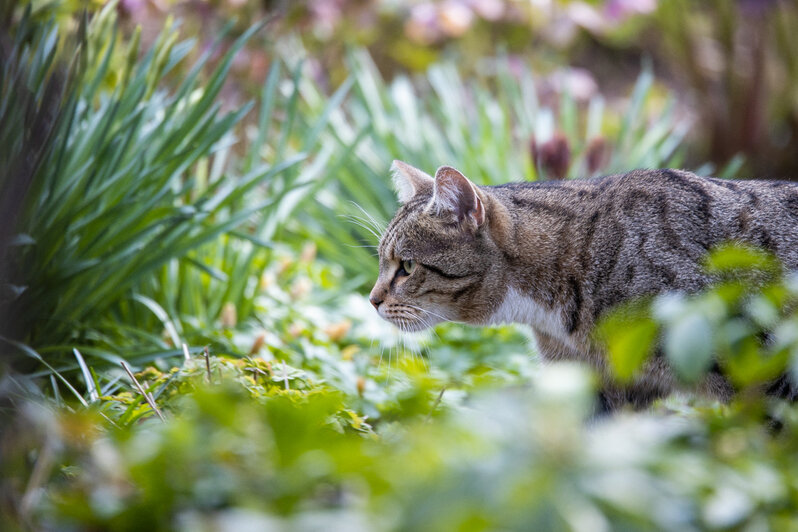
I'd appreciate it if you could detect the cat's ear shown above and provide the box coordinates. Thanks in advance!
[433,166,485,227]
[391,160,434,203]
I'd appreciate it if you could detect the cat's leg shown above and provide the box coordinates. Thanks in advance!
[533,329,676,412]
[533,329,623,413]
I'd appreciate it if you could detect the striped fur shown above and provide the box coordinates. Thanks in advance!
[370,163,798,409]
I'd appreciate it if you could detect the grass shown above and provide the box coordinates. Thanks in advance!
[0,5,339,379]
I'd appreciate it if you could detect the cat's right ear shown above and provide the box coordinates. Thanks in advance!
[391,160,434,203]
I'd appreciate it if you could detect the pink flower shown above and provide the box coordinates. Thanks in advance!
[405,3,442,44]
[438,1,475,38]
[605,0,657,21]
[468,0,504,21]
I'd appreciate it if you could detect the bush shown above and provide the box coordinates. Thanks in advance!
[600,244,798,399]
[3,245,798,531]
[0,6,335,375]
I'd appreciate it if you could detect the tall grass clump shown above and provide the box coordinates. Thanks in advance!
[0,6,333,375]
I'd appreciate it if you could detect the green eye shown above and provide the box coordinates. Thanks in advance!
[401,259,416,275]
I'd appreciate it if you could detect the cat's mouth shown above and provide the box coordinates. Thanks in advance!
[388,317,429,333]
[380,304,445,332]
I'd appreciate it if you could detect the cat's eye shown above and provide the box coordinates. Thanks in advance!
[399,259,416,276]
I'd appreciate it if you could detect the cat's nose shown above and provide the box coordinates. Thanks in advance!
[369,294,383,309]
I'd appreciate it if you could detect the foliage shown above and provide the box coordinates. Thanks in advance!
[600,244,798,394]
[3,245,798,530]
[37,0,798,177]
[0,4,338,374]
[4,351,798,530]
[655,0,798,176]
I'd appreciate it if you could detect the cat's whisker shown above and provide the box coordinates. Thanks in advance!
[343,244,379,249]
[398,333,410,367]
[377,339,386,368]
[368,334,379,365]
[401,331,429,372]
[402,304,449,323]
[349,201,387,233]
[342,211,385,239]
[342,213,382,234]
[398,306,444,342]
[412,313,440,342]
[397,324,427,371]
[339,214,382,242]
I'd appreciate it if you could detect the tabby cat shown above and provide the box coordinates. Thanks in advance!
[369,161,798,410]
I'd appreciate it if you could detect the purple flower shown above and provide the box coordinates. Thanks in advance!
[604,0,657,21]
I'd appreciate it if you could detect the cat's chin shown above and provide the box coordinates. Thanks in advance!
[386,316,440,333]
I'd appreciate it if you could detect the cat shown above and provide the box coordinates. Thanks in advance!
[369,160,798,410]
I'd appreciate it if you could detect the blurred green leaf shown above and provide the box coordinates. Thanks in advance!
[664,312,714,382]
[704,244,779,275]
[597,302,658,382]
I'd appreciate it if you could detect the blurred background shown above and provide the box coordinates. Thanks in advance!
[114,0,798,178]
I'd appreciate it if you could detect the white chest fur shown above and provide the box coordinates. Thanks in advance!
[489,286,570,341]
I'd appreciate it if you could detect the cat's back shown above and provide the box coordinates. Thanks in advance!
[485,169,798,319]
[489,169,798,270]
[633,170,798,270]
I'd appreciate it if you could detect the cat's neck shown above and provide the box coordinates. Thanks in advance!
[484,187,580,340]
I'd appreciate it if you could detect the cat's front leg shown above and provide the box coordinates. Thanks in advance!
[533,329,616,413]
[533,329,671,413]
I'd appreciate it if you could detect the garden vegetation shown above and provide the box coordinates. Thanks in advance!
[2,2,798,530]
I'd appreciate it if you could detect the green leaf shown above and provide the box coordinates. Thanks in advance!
[664,312,714,382]
[704,243,778,274]
[597,303,658,382]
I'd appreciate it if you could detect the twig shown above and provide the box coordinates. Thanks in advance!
[121,361,166,422]
[19,441,54,518]
[426,386,447,422]
[203,346,211,383]
[282,361,289,390]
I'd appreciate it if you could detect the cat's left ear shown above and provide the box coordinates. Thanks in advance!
[433,166,486,228]
[391,160,434,203]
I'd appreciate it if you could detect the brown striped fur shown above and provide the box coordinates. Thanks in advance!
[370,161,798,410]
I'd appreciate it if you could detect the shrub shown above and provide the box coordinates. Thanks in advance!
[0,6,335,375]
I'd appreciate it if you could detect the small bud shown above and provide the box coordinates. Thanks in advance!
[324,320,352,342]
[249,333,266,355]
[356,376,366,397]
[288,322,304,338]
[277,257,293,276]
[586,137,611,174]
[220,302,237,328]
[260,272,275,291]
[300,242,317,263]
[290,278,312,300]
[536,133,571,180]
[341,345,360,360]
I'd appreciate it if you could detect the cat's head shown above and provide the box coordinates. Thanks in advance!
[369,161,507,331]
